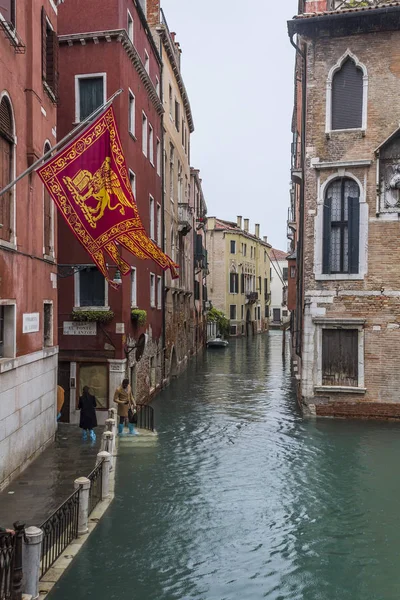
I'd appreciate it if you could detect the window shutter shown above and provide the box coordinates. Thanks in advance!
[44,189,52,254]
[241,273,244,294]
[51,28,59,97]
[234,274,239,293]
[0,98,12,141]
[41,8,47,82]
[332,59,363,130]
[79,77,104,121]
[348,197,360,274]
[322,329,358,386]
[322,198,332,274]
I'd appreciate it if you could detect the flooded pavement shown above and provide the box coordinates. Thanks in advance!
[49,333,400,600]
[0,424,101,527]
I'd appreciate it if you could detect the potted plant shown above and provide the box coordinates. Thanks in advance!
[131,309,147,326]
[71,310,115,324]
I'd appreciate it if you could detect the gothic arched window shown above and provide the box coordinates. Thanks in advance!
[0,97,14,242]
[332,58,363,130]
[323,178,360,274]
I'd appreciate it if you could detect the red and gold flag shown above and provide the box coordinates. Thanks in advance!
[38,106,179,287]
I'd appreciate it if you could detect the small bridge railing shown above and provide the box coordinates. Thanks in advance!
[88,460,103,516]
[40,489,79,579]
[0,523,24,600]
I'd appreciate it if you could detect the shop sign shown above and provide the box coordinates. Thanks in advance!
[23,313,40,334]
[63,321,97,336]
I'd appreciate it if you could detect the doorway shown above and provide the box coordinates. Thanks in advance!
[58,362,71,423]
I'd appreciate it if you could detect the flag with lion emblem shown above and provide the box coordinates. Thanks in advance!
[37,106,179,287]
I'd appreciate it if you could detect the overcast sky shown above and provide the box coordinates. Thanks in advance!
[161,0,299,251]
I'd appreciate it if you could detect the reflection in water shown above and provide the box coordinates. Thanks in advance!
[49,333,400,600]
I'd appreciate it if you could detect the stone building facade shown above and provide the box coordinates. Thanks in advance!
[206,217,271,336]
[270,249,290,327]
[57,0,164,422]
[190,168,208,353]
[289,0,400,418]
[0,0,60,489]
[146,1,196,378]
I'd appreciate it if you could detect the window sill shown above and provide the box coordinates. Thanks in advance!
[43,254,56,263]
[129,132,137,142]
[314,386,366,395]
[150,161,155,168]
[315,273,364,281]
[73,306,110,312]
[150,304,156,309]
[326,128,366,137]
[0,240,17,251]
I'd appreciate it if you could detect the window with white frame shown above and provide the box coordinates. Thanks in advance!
[230,240,236,254]
[157,203,161,246]
[230,304,237,320]
[75,266,107,308]
[313,319,365,391]
[43,142,54,257]
[142,112,148,156]
[0,303,16,359]
[128,90,135,136]
[131,267,137,307]
[230,325,237,336]
[129,170,136,199]
[150,273,155,307]
[127,10,134,43]
[75,74,106,122]
[326,51,367,133]
[169,85,173,119]
[157,275,162,309]
[149,195,155,240]
[144,50,150,75]
[0,0,15,26]
[43,302,53,347]
[323,178,360,275]
[156,138,161,175]
[169,144,174,200]
[149,124,154,165]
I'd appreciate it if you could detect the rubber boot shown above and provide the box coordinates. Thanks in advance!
[128,423,138,435]
[89,429,96,442]
[118,423,124,435]
[82,430,88,441]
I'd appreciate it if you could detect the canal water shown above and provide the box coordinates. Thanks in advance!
[49,333,400,600]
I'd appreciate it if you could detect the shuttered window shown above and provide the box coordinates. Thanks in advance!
[194,280,200,300]
[42,8,58,100]
[323,178,360,275]
[230,305,237,320]
[322,329,358,386]
[43,143,52,255]
[0,98,13,242]
[79,268,105,307]
[332,59,363,130]
[229,273,239,294]
[78,77,104,122]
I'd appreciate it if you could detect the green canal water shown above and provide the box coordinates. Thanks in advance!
[49,333,400,600]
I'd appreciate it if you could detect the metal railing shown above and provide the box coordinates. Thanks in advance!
[0,524,23,600]
[88,461,103,517]
[40,489,79,579]
[136,404,155,432]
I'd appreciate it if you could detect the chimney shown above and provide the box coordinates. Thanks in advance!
[237,216,242,229]
[263,236,268,243]
[255,224,260,238]
[146,0,160,29]
[207,217,216,230]
[170,31,176,42]
[244,218,249,233]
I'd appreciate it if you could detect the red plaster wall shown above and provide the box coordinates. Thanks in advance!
[0,0,58,357]
[57,0,163,357]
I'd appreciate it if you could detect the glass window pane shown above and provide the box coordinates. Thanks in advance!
[330,226,341,272]
[80,268,105,306]
[329,180,342,221]
[79,364,108,409]
[79,77,104,121]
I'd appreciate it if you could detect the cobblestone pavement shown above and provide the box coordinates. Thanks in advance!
[0,423,101,528]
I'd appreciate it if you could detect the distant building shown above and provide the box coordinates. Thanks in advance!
[146,1,195,379]
[0,0,59,489]
[57,0,164,420]
[288,0,400,418]
[190,168,208,352]
[206,217,271,336]
[269,249,290,326]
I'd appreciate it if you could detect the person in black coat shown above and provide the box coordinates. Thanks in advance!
[78,386,97,442]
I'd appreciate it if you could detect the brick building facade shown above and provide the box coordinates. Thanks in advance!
[57,0,164,423]
[289,0,400,418]
[0,0,60,489]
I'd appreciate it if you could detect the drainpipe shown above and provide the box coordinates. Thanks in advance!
[160,46,167,384]
[289,33,306,358]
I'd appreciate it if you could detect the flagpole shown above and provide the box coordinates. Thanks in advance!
[0,88,124,199]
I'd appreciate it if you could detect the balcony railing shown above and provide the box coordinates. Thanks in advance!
[178,203,192,236]
[328,0,390,9]
[246,292,258,304]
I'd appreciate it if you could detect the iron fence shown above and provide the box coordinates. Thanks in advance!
[136,404,155,432]
[0,523,24,600]
[88,460,103,516]
[40,489,79,579]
